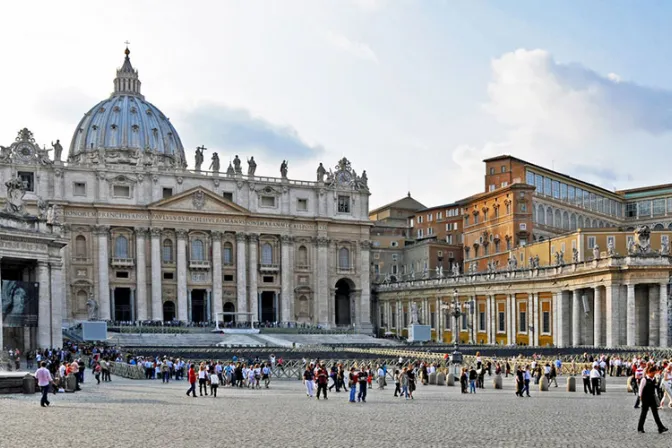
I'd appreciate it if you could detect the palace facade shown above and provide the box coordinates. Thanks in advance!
[0,48,373,351]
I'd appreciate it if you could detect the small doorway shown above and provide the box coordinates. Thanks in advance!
[260,291,276,324]
[223,302,235,323]
[335,279,352,326]
[114,288,132,322]
[163,301,175,322]
[191,289,206,323]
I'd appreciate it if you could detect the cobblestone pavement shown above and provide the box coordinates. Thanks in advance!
[1,374,671,447]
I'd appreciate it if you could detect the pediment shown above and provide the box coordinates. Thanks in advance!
[148,187,249,214]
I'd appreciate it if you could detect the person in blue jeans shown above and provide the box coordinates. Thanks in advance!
[469,366,477,393]
[348,367,357,403]
[358,368,368,403]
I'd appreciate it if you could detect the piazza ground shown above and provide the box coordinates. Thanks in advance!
[1,375,670,447]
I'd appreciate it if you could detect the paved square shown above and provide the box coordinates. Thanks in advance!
[1,374,670,447]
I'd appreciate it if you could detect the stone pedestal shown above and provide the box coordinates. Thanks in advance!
[493,373,502,389]
[22,374,36,394]
[428,372,437,385]
[407,324,431,342]
[65,374,77,393]
[600,376,606,392]
[436,372,446,386]
[566,376,576,392]
[446,373,455,386]
[539,375,549,391]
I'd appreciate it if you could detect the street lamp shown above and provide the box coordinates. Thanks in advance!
[450,289,463,365]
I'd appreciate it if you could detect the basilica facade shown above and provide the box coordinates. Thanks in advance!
[0,48,373,350]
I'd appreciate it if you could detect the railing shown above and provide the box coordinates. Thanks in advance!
[189,260,211,269]
[259,263,279,271]
[111,258,134,267]
[72,257,91,264]
[295,264,311,271]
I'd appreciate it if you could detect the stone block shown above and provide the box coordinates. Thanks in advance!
[539,375,549,391]
[600,376,606,392]
[65,374,77,393]
[428,372,437,385]
[446,373,455,386]
[436,372,446,386]
[493,373,502,389]
[566,376,576,392]
[22,375,36,394]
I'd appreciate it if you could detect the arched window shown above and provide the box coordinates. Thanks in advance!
[537,205,545,225]
[162,239,173,263]
[554,209,561,228]
[570,214,577,230]
[191,239,204,261]
[77,290,88,310]
[223,242,233,265]
[115,235,129,258]
[562,211,569,230]
[545,208,553,227]
[339,247,350,269]
[297,245,308,267]
[75,235,87,257]
[261,243,273,265]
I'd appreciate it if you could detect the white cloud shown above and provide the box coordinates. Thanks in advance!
[452,49,672,198]
[325,31,379,63]
[350,0,387,12]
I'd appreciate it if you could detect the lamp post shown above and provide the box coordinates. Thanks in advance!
[450,289,463,369]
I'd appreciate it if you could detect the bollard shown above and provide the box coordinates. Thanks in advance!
[437,372,446,386]
[447,373,455,386]
[600,376,606,393]
[539,375,549,392]
[65,374,77,393]
[428,372,437,385]
[566,376,576,392]
[493,373,503,390]
[22,374,36,394]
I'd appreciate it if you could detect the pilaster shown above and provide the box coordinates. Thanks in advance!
[649,285,659,347]
[37,261,51,349]
[594,287,602,346]
[626,283,636,346]
[135,227,148,321]
[235,232,248,321]
[50,262,63,348]
[572,289,581,346]
[212,231,223,322]
[317,237,329,326]
[93,225,111,321]
[176,228,188,322]
[661,283,669,347]
[248,233,259,323]
[150,228,163,321]
[605,283,621,347]
[280,235,292,323]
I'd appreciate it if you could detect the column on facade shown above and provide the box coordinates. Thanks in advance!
[423,298,429,326]
[506,294,513,344]
[135,228,148,321]
[533,293,540,346]
[556,291,566,347]
[649,285,660,347]
[37,262,51,348]
[0,257,3,350]
[661,283,669,347]
[176,229,188,322]
[572,289,581,346]
[211,231,223,322]
[626,283,636,346]
[593,287,602,346]
[435,297,441,342]
[187,289,192,322]
[247,233,259,323]
[470,296,476,344]
[280,235,292,324]
[359,240,372,331]
[50,262,64,348]
[605,283,621,347]
[527,294,533,345]
[236,233,248,321]
[94,226,111,320]
[150,228,163,321]
[316,237,329,326]
[583,289,594,346]
[552,292,558,347]
[130,289,136,322]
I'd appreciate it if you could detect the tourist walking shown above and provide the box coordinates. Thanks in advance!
[303,364,315,398]
[377,365,385,390]
[590,365,602,395]
[35,362,53,407]
[358,367,368,402]
[186,364,197,397]
[209,368,219,397]
[198,363,209,396]
[348,367,357,403]
[400,367,410,399]
[582,365,592,394]
[637,366,668,434]
[393,370,401,397]
[316,364,329,400]
[468,366,477,393]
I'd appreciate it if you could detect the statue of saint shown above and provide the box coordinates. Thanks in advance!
[226,162,235,176]
[593,245,600,261]
[86,294,99,321]
[36,197,48,220]
[410,303,419,325]
[317,163,326,182]
[233,155,242,174]
[194,145,207,171]
[280,160,288,178]
[51,140,63,161]
[210,153,220,172]
[247,157,257,176]
[4,177,27,215]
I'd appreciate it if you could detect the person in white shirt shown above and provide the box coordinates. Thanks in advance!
[581,366,592,394]
[198,363,209,396]
[262,364,271,388]
[209,370,220,397]
[35,362,53,407]
[377,366,385,389]
[589,366,601,395]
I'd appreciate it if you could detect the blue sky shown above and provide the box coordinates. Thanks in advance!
[1,0,671,208]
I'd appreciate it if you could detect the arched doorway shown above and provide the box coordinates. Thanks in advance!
[223,302,235,323]
[163,301,176,322]
[335,278,353,326]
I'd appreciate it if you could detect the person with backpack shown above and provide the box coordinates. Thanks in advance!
[638,366,668,433]
[316,364,329,400]
[186,364,197,397]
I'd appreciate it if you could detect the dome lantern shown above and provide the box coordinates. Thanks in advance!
[113,46,143,98]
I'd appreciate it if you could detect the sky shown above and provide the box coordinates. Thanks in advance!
[1,0,672,210]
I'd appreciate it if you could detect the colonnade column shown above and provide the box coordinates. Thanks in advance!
[506,294,513,344]
[280,235,292,323]
[316,237,329,326]
[235,233,248,321]
[212,231,223,322]
[605,283,621,347]
[572,290,581,346]
[527,294,533,345]
[37,261,51,348]
[626,284,636,346]
[552,292,558,346]
[556,292,566,347]
[533,293,540,347]
[247,233,259,323]
[359,241,372,331]
[594,287,602,346]
[135,228,148,321]
[661,283,669,347]
[649,285,659,347]
[50,262,63,348]
[150,228,163,321]
[94,226,111,321]
[176,229,188,322]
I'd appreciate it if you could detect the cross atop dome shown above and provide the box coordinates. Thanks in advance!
[113,43,143,98]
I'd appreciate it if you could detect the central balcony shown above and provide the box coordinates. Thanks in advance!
[111,258,134,267]
[189,260,211,270]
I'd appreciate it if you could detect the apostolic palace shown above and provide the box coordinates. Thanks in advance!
[2,47,672,352]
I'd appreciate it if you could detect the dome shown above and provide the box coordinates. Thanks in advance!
[67,48,186,168]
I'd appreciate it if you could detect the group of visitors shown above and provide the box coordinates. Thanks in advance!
[184,360,273,397]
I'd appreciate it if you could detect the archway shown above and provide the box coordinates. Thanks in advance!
[335,278,353,326]
[223,302,235,323]
[163,301,176,322]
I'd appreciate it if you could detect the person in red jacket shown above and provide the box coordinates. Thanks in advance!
[186,364,197,397]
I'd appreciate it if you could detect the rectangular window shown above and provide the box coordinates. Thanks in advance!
[568,186,575,203]
[489,184,496,192]
[543,310,550,334]
[544,178,551,197]
[587,236,596,249]
[391,265,398,275]
[498,303,505,333]
[552,180,560,198]
[428,227,434,235]
[222,192,234,201]
[583,190,589,209]
[501,181,508,187]
[519,310,527,333]
[535,175,544,195]
[338,196,351,213]
[162,187,173,199]
[626,203,637,218]
[561,242,566,253]
[417,216,423,224]
[112,185,131,198]
[526,170,535,186]
[18,171,34,192]
[519,223,527,231]
[638,201,651,217]
[501,165,506,173]
[627,235,634,248]
[479,308,486,332]
[224,274,234,282]
[115,271,129,279]
[261,196,276,207]
[437,212,442,220]
[73,182,86,196]
[446,234,453,244]
[464,216,469,226]
[430,312,436,329]
[589,192,596,211]
[162,272,174,280]
[297,198,308,211]
[607,235,615,248]
[263,276,274,283]
[428,213,433,221]
[575,188,583,206]
[223,246,233,265]
[653,198,666,216]
[417,229,423,238]
[662,235,669,247]
[560,183,567,201]
[461,313,467,331]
